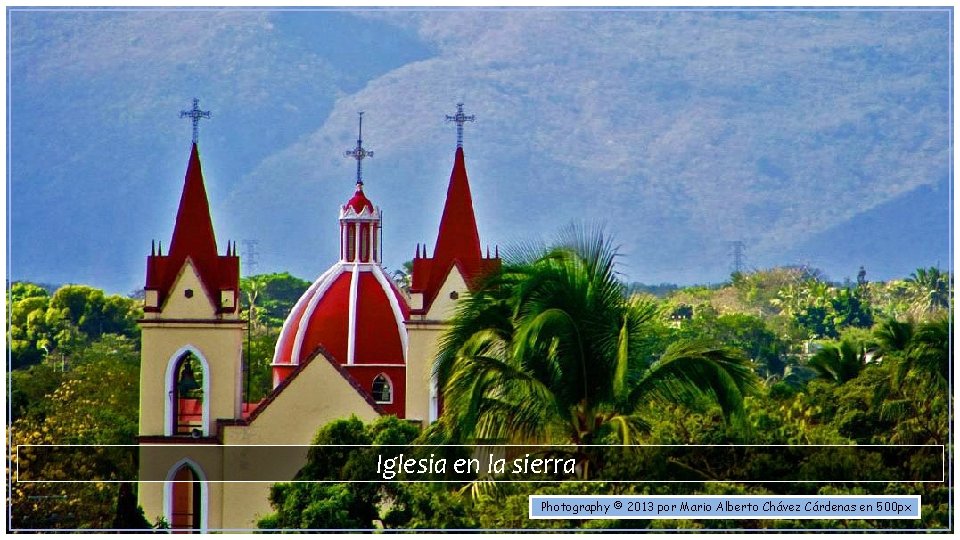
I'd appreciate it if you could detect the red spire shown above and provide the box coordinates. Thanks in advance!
[145,143,239,313]
[410,147,499,313]
[432,147,481,266]
[169,144,218,263]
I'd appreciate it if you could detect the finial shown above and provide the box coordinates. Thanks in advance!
[416,243,421,258]
[151,239,156,256]
[495,245,499,258]
[344,112,374,186]
[445,102,475,149]
[486,245,490,258]
[158,241,163,256]
[180,98,211,144]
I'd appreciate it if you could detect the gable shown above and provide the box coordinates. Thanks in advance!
[221,352,380,446]
[424,265,470,321]
[161,259,218,319]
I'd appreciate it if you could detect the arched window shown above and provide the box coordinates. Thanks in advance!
[170,464,202,531]
[165,460,207,532]
[372,374,392,404]
[172,352,204,436]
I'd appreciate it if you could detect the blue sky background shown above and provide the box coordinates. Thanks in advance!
[8,8,952,294]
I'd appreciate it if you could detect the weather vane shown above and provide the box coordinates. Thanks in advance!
[180,98,211,144]
[445,102,475,149]
[344,112,373,186]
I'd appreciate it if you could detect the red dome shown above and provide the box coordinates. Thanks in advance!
[272,262,409,369]
[344,186,374,214]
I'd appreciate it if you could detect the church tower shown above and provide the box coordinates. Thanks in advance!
[139,120,243,438]
[137,100,242,531]
[405,103,500,423]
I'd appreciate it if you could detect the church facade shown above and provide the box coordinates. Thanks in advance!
[137,103,498,530]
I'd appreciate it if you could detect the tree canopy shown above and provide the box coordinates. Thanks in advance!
[431,226,759,467]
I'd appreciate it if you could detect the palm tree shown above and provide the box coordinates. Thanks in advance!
[865,314,950,446]
[430,226,758,472]
[871,318,915,360]
[905,267,951,316]
[807,339,865,384]
[898,316,950,392]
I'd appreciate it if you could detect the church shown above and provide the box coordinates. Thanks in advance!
[136,101,499,530]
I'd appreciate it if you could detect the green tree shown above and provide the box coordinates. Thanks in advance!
[904,267,951,317]
[8,289,52,368]
[807,340,865,384]
[773,282,872,339]
[9,362,61,423]
[901,316,950,390]
[10,335,141,529]
[868,316,949,446]
[682,313,789,378]
[9,281,50,303]
[8,283,141,370]
[258,415,420,530]
[390,260,414,294]
[238,273,311,401]
[432,226,758,473]
[240,272,311,327]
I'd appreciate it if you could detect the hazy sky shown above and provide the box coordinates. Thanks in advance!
[8,7,952,294]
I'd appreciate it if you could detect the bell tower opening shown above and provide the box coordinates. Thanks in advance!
[167,350,207,437]
[173,352,204,436]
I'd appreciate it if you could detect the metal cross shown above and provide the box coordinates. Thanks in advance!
[445,102,475,149]
[344,112,374,186]
[180,98,211,144]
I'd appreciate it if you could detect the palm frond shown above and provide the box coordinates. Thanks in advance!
[629,339,758,423]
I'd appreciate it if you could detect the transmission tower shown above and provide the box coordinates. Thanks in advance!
[729,240,746,274]
[242,239,259,277]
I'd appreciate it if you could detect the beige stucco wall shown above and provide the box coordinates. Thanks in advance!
[139,322,244,436]
[158,261,220,319]
[217,355,382,529]
[404,267,467,423]
[404,321,444,424]
[426,267,470,322]
[139,356,382,530]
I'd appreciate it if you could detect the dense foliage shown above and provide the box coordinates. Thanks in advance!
[430,226,759,462]
[8,283,141,369]
[9,333,144,530]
